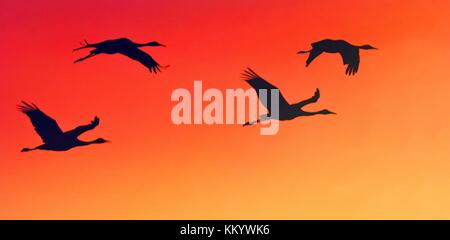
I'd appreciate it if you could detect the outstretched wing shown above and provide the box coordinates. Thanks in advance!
[65,116,100,138]
[305,40,334,66]
[18,102,63,143]
[340,48,360,75]
[305,49,323,67]
[119,47,163,74]
[242,68,290,113]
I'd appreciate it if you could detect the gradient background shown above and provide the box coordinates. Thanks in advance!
[0,0,449,219]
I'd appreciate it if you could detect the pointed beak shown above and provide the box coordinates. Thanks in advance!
[160,44,167,47]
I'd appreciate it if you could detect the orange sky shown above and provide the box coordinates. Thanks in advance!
[0,0,449,219]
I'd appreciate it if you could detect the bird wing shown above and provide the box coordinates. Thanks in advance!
[119,47,162,74]
[305,48,323,67]
[305,40,334,66]
[242,68,290,113]
[311,39,330,48]
[339,48,360,75]
[18,102,63,143]
[65,116,100,138]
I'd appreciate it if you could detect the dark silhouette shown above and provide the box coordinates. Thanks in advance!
[298,39,377,75]
[18,102,108,152]
[73,38,168,75]
[242,68,335,126]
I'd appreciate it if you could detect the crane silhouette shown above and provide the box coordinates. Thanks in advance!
[242,68,335,126]
[73,38,168,75]
[298,39,377,75]
[18,102,108,152]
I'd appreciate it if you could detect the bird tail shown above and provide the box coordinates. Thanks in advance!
[297,49,311,54]
[73,46,87,51]
[73,40,92,51]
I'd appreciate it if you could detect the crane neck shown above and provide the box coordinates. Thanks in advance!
[77,139,99,146]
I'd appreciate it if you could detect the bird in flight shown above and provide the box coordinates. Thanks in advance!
[73,38,169,75]
[18,102,108,152]
[298,39,377,75]
[242,68,335,126]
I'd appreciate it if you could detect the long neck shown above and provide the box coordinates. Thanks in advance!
[297,109,328,116]
[357,44,373,50]
[136,42,156,47]
[77,139,98,146]
[135,42,147,47]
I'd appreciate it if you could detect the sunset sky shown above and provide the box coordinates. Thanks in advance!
[1,0,449,219]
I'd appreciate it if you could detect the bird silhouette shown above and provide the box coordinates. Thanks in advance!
[73,38,168,75]
[298,39,377,75]
[242,68,335,126]
[18,101,108,152]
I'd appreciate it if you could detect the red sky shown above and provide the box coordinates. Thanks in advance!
[0,0,449,219]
